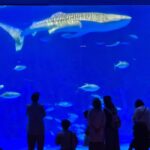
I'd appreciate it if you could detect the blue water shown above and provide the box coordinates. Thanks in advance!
[0,5,150,150]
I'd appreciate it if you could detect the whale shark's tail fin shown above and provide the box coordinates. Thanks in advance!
[0,22,24,51]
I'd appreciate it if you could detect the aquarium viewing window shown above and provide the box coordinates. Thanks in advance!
[0,5,149,150]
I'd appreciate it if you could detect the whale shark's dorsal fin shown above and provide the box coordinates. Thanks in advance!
[50,12,66,18]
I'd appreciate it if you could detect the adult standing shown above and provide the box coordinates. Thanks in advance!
[103,95,121,150]
[88,98,106,150]
[27,92,46,150]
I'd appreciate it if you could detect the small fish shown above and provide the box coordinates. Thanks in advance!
[114,61,129,69]
[55,101,73,107]
[46,107,54,112]
[0,91,21,99]
[73,124,85,129]
[14,65,27,71]
[0,84,4,89]
[79,83,100,92]
[129,34,138,39]
[54,118,61,123]
[105,41,120,47]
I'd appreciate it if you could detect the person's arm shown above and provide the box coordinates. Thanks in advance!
[55,133,62,145]
[41,106,46,117]
[133,109,140,123]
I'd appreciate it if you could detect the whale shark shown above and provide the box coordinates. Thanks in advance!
[0,12,132,51]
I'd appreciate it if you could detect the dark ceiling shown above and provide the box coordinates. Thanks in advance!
[0,0,149,5]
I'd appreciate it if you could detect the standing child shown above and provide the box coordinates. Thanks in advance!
[56,119,78,150]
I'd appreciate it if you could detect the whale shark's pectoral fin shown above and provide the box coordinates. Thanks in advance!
[48,27,59,34]
[0,22,24,51]
[61,31,87,38]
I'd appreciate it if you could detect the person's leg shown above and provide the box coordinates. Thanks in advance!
[95,142,105,150]
[27,134,36,150]
[128,140,133,150]
[89,142,104,150]
[99,142,105,150]
[37,135,44,150]
[89,142,95,150]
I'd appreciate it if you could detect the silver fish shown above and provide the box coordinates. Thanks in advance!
[79,83,100,92]
[0,91,21,99]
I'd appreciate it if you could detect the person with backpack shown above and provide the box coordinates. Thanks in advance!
[131,99,150,149]
[103,95,121,150]
[129,122,149,150]
[55,119,78,150]
[133,99,150,131]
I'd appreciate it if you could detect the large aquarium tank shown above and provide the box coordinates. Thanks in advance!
[0,5,149,150]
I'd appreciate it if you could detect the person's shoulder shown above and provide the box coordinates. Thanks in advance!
[135,106,144,111]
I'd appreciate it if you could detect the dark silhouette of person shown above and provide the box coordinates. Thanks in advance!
[131,99,150,149]
[88,98,106,150]
[129,122,149,150]
[26,92,46,150]
[56,119,78,150]
[133,99,150,131]
[103,95,121,150]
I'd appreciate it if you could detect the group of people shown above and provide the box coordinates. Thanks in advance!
[26,92,150,150]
